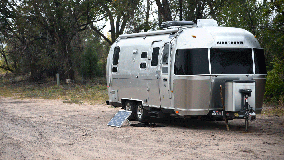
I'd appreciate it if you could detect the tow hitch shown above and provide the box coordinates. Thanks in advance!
[212,83,256,132]
[239,89,254,132]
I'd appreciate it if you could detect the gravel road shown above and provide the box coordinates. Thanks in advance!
[1,97,284,159]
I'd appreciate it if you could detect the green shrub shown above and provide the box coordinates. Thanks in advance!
[265,58,284,103]
[81,46,99,79]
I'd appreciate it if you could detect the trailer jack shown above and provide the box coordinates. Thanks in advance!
[239,89,254,132]
[225,118,229,131]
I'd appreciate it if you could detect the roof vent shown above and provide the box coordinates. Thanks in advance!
[197,19,218,27]
[161,21,194,29]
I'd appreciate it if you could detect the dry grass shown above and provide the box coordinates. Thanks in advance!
[0,74,108,105]
[262,101,284,117]
[262,95,284,116]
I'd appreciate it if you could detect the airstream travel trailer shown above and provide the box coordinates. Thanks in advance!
[106,19,266,130]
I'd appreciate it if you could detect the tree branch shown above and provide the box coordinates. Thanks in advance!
[90,25,112,45]
[102,3,115,42]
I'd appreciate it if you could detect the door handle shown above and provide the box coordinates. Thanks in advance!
[163,78,167,82]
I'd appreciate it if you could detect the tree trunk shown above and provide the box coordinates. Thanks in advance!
[179,0,183,21]
[155,0,172,27]
[145,0,150,32]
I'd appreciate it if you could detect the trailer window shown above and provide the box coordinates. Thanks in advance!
[210,48,253,74]
[254,48,267,74]
[151,47,159,66]
[174,48,209,75]
[113,47,120,65]
[162,44,170,64]
[140,62,146,69]
[141,52,147,58]
[112,67,117,72]
[162,67,168,73]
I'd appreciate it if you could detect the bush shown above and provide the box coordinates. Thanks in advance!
[81,45,99,79]
[265,58,284,103]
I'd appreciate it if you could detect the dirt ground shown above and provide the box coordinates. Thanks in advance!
[0,97,284,160]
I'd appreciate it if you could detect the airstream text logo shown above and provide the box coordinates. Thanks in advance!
[217,41,244,45]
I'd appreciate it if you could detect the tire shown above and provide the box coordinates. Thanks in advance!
[137,104,149,123]
[125,101,137,121]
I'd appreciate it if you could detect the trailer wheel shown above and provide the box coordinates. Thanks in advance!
[137,104,149,123]
[125,101,137,121]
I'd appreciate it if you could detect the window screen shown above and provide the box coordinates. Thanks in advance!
[162,44,170,64]
[210,48,253,74]
[151,47,159,66]
[174,48,209,75]
[141,52,147,58]
[254,48,267,74]
[113,47,120,65]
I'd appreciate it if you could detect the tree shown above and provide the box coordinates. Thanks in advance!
[262,0,284,103]
[125,0,158,33]
[155,0,172,26]
[0,0,19,72]
[91,0,140,44]
[28,0,100,80]
[1,0,151,81]
[154,0,210,25]
[265,59,284,103]
[0,0,102,80]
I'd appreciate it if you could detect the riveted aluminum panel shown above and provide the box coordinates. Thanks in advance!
[173,77,211,115]
[254,75,266,114]
[225,81,256,111]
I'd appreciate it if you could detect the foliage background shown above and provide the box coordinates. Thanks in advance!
[0,0,283,103]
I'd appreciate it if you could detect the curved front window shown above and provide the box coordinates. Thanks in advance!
[254,48,267,74]
[174,48,266,75]
[210,48,253,74]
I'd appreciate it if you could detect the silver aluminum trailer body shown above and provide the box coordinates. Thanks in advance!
[106,19,266,125]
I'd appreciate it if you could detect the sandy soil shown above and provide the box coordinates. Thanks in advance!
[0,97,284,160]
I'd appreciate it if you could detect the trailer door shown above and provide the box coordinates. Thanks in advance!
[148,41,163,107]
[160,43,171,108]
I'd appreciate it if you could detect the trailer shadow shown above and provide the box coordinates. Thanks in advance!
[138,117,260,132]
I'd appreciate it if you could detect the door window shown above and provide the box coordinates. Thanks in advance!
[162,44,170,65]
[151,47,159,66]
